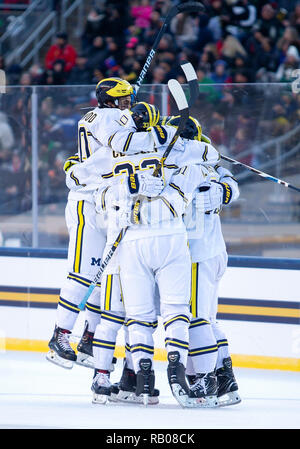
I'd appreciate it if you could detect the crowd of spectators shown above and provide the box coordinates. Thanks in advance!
[1,0,300,217]
[2,0,300,87]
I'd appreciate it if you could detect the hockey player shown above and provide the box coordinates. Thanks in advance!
[168,117,241,406]
[106,115,240,408]
[71,109,220,407]
[47,77,138,369]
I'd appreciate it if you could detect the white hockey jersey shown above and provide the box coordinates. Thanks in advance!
[186,165,239,262]
[66,126,221,244]
[65,106,136,203]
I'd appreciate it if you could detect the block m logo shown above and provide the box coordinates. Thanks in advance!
[91,257,101,266]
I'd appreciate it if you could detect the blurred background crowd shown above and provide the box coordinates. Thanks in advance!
[2,0,300,86]
[0,0,299,230]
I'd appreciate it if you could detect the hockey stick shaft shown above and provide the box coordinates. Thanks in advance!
[78,80,189,310]
[221,154,300,193]
[135,2,204,91]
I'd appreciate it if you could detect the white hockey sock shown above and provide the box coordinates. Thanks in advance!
[211,321,230,369]
[56,299,79,331]
[163,312,190,367]
[123,325,134,370]
[126,318,157,373]
[93,311,125,371]
[188,318,218,374]
[57,275,100,331]
[185,355,196,376]
[84,287,101,333]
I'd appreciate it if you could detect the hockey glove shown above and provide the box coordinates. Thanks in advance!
[195,181,223,213]
[127,172,164,197]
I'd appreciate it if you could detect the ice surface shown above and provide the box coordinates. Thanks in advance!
[0,351,299,429]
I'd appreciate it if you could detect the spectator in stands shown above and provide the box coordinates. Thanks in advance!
[51,59,68,85]
[246,3,283,71]
[290,2,300,34]
[19,71,32,86]
[0,149,27,214]
[230,52,255,81]
[0,111,15,166]
[196,64,221,103]
[198,44,216,73]
[130,0,153,29]
[81,6,107,51]
[46,152,68,205]
[170,10,199,48]
[67,53,91,85]
[86,36,108,71]
[45,32,77,73]
[275,45,300,82]
[276,26,300,60]
[191,13,215,53]
[28,64,44,85]
[211,59,232,83]
[151,64,168,84]
[220,0,257,44]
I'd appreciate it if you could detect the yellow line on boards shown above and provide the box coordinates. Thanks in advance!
[1,338,300,372]
[218,304,300,318]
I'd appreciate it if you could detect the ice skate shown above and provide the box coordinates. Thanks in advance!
[188,372,219,408]
[75,321,94,369]
[167,351,191,408]
[216,357,241,406]
[91,370,111,404]
[46,325,77,369]
[110,360,159,405]
[135,358,156,406]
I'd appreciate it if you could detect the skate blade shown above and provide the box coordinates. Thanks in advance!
[46,350,74,369]
[108,392,119,402]
[142,393,149,406]
[75,352,94,369]
[187,395,219,408]
[116,390,159,405]
[218,391,241,407]
[92,392,109,404]
[170,384,190,408]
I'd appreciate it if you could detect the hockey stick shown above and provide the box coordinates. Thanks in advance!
[78,79,189,310]
[221,154,300,193]
[180,61,199,107]
[135,1,205,94]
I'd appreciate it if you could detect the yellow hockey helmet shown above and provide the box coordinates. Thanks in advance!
[96,77,135,108]
[167,115,202,141]
[131,101,160,130]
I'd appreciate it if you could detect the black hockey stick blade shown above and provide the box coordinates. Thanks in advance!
[180,61,199,107]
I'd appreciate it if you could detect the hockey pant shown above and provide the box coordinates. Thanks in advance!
[118,233,192,374]
[56,199,105,332]
[186,251,230,375]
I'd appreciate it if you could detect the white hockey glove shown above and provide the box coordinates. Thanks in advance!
[195,181,223,213]
[196,180,234,212]
[127,172,164,197]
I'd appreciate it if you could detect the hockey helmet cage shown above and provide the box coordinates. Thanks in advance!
[167,115,202,141]
[131,102,160,130]
[96,77,135,108]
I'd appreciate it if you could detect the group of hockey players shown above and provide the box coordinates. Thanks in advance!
[46,76,242,408]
